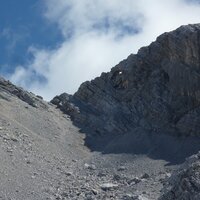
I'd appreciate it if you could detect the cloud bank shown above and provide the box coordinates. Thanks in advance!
[8,0,200,100]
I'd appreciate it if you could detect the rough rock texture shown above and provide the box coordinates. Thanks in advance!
[0,77,47,109]
[51,24,200,142]
[159,152,200,200]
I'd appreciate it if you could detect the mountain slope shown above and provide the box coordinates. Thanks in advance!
[2,24,200,200]
[0,77,91,199]
[52,24,200,151]
[0,76,179,200]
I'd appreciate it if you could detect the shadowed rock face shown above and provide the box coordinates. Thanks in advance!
[52,24,200,140]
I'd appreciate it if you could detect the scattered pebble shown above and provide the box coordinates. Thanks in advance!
[123,194,149,200]
[26,160,31,164]
[100,183,119,191]
[84,163,96,170]
[65,171,73,176]
[7,149,13,153]
[10,137,18,142]
[91,189,98,195]
[113,174,121,181]
[165,173,171,178]
[141,173,150,179]
[127,177,141,185]
[118,166,126,171]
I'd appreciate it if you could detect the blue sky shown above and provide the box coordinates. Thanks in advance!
[0,0,63,74]
[1,0,200,100]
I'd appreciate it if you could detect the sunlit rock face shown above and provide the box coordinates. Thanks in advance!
[52,24,200,137]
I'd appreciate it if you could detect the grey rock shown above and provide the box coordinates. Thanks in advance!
[51,24,200,145]
[91,189,98,195]
[100,183,119,191]
[117,166,126,171]
[65,171,73,176]
[127,177,141,185]
[84,163,96,170]
[0,77,47,109]
[141,173,150,179]
[123,194,149,200]
[113,174,121,181]
[97,172,107,177]
[159,152,200,200]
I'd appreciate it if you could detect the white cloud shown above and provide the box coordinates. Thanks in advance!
[8,0,200,100]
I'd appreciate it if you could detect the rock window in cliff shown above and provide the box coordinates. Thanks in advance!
[111,70,128,89]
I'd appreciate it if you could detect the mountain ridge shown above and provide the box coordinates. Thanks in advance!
[51,23,200,143]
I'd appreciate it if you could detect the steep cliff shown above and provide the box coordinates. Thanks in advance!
[52,24,200,141]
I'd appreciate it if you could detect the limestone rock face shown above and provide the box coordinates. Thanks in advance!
[159,152,200,200]
[52,24,200,137]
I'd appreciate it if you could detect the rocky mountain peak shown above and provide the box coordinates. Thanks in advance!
[51,23,200,144]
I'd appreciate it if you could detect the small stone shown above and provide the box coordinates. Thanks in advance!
[123,194,135,200]
[123,194,148,200]
[11,137,18,142]
[91,189,98,195]
[7,149,13,153]
[100,183,118,191]
[0,127,3,130]
[84,163,96,170]
[113,174,121,181]
[127,177,141,185]
[141,173,150,179]
[23,134,28,137]
[165,173,171,178]
[26,160,31,164]
[65,171,73,176]
[98,172,107,177]
[36,95,43,100]
[118,166,126,171]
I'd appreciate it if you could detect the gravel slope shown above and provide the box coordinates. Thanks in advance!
[1,81,200,200]
[0,90,90,200]
[0,83,174,200]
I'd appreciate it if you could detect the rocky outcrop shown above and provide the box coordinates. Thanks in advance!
[52,24,200,138]
[0,77,47,109]
[159,152,200,200]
